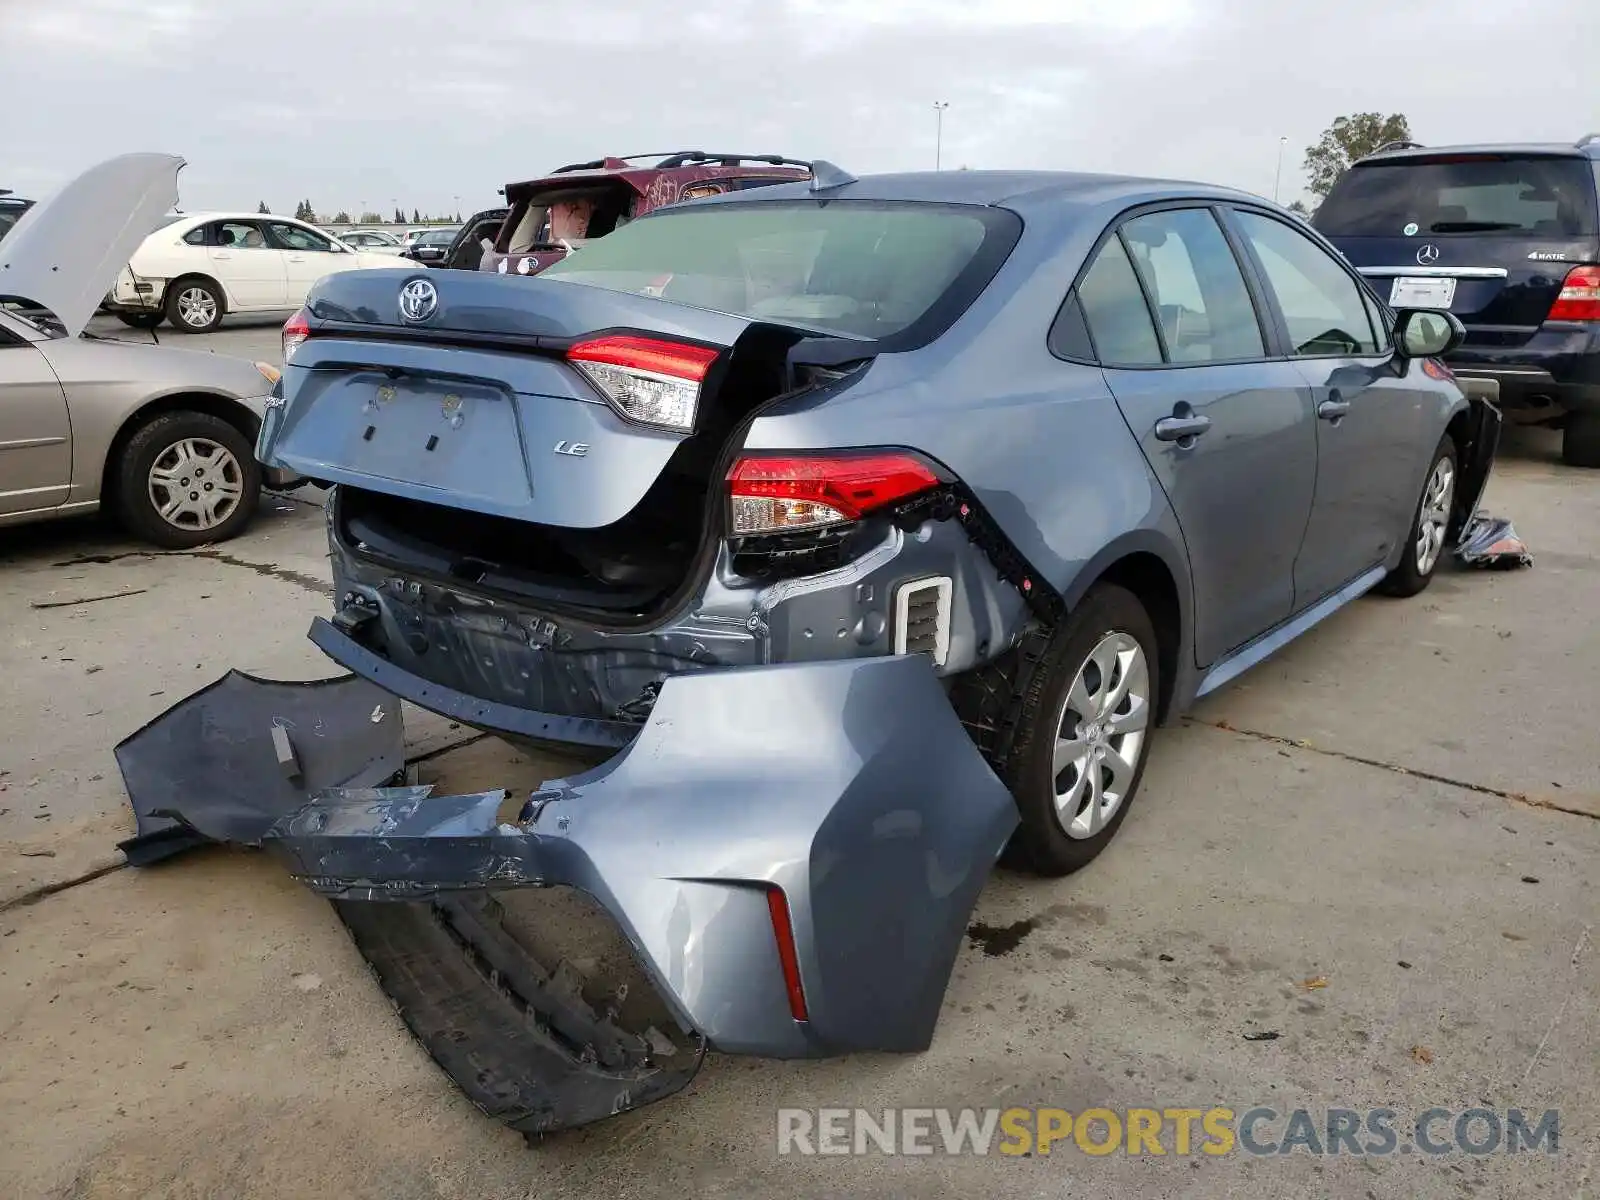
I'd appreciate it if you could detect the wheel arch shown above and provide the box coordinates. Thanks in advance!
[1059,532,1192,724]
[165,272,230,321]
[99,391,262,516]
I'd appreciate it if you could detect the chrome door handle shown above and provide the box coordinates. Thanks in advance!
[1318,399,1351,421]
[1154,413,1212,442]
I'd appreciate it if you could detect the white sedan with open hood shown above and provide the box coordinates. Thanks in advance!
[104,211,401,333]
[0,153,293,547]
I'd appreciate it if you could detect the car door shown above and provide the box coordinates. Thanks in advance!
[1228,208,1429,607]
[0,316,72,515]
[1068,206,1319,665]
[264,220,354,305]
[206,220,288,309]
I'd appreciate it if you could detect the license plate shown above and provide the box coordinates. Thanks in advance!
[1389,276,1456,309]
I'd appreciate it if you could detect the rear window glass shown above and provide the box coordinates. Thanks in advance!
[1316,157,1598,237]
[538,200,1017,342]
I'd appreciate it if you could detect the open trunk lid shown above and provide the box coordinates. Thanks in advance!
[260,268,758,531]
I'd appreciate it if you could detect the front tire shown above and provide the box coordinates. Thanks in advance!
[999,583,1161,877]
[1562,413,1600,469]
[116,311,164,330]
[1377,433,1456,598]
[164,277,224,333]
[113,412,260,548]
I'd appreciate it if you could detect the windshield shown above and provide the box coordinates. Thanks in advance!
[538,200,1017,341]
[1316,156,1599,237]
[0,201,31,242]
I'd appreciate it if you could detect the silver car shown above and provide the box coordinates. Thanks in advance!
[0,153,289,548]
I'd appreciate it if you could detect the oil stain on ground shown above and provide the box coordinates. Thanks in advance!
[966,918,1039,956]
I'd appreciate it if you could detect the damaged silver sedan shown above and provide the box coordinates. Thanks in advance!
[118,160,1519,1135]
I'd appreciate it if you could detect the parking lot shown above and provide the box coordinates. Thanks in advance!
[1,316,1596,1198]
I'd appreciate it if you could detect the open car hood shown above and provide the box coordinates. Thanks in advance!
[0,152,184,338]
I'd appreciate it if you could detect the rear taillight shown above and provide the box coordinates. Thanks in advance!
[726,452,942,535]
[282,308,311,361]
[1548,266,1600,322]
[567,334,719,432]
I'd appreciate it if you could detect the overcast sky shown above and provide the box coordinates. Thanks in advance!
[3,0,1596,218]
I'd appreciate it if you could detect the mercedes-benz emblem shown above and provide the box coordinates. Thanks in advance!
[1416,244,1441,265]
[398,278,439,323]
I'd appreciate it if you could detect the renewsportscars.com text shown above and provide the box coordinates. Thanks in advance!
[776,1106,1560,1158]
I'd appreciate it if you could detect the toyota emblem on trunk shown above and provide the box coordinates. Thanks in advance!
[1416,244,1441,265]
[399,278,439,322]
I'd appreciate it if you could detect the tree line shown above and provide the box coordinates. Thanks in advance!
[255,200,464,225]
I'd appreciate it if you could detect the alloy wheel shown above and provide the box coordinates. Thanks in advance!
[147,437,245,531]
[1051,631,1151,840]
[176,286,217,329]
[1415,457,1455,575]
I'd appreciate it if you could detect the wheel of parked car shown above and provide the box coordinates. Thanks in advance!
[164,277,225,333]
[1562,414,1600,469]
[994,583,1161,877]
[1377,434,1457,598]
[113,411,261,548]
[116,311,164,330]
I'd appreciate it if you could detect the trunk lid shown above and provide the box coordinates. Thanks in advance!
[1316,152,1600,349]
[260,268,757,530]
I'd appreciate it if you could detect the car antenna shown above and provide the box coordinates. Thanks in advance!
[808,160,857,191]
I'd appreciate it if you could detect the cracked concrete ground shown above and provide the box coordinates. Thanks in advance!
[1,324,1595,1199]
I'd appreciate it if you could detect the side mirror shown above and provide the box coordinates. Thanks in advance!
[1393,308,1464,359]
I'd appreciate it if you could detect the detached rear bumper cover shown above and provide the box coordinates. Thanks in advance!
[118,653,1017,1063]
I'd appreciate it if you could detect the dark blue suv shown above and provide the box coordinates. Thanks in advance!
[1316,135,1600,466]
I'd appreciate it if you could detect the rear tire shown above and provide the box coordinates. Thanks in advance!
[164,277,224,333]
[1377,433,1456,598]
[994,584,1160,877]
[113,411,260,548]
[1562,413,1600,469]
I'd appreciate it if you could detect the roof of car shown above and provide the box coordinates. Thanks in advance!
[679,169,1267,213]
[1356,137,1600,164]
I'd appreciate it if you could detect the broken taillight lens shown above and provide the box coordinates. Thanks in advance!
[1548,265,1600,322]
[567,334,720,431]
[727,452,942,535]
[282,308,311,361]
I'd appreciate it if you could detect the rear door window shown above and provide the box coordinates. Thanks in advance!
[1316,156,1599,238]
[214,220,267,249]
[1076,236,1164,366]
[1119,208,1265,362]
[1234,211,1381,356]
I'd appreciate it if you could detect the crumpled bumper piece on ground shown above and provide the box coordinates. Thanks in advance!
[114,671,406,865]
[1455,513,1534,569]
[331,892,708,1136]
[264,652,1020,1059]
[1447,388,1533,570]
[113,651,1017,1132]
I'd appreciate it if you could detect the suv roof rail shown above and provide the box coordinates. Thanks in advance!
[1370,139,1425,155]
[548,152,816,174]
[1578,133,1600,148]
[650,152,814,170]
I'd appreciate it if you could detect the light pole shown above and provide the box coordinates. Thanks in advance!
[933,101,949,171]
[1273,136,1288,204]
